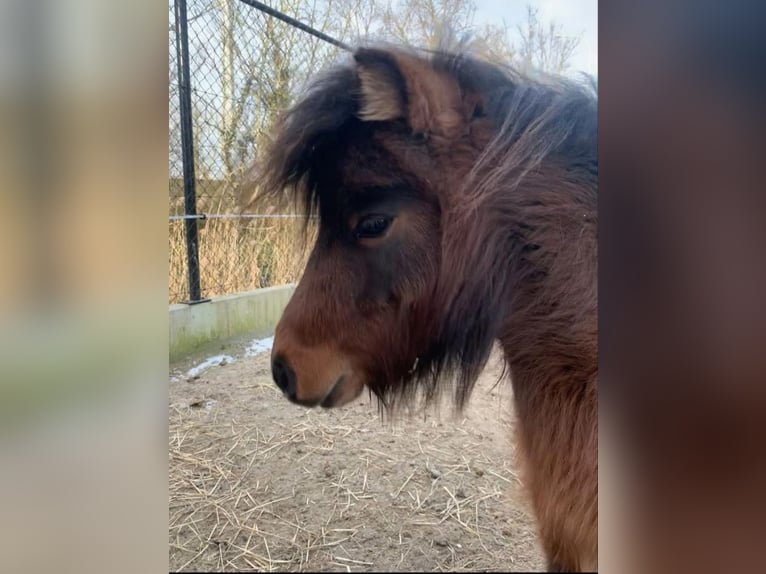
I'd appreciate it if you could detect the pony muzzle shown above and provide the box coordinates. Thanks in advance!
[270,343,363,408]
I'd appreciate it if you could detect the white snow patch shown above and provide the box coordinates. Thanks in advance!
[187,354,235,378]
[245,336,274,357]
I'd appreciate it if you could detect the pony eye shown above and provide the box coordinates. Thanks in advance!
[354,215,392,239]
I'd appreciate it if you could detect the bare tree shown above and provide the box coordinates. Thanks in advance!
[378,0,476,49]
[515,5,580,75]
[188,0,349,190]
[219,0,236,177]
[363,0,581,73]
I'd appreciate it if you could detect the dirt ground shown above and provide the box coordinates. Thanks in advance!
[169,336,545,572]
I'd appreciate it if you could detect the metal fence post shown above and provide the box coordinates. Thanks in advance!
[173,0,207,304]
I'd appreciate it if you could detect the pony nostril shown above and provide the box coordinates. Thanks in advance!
[271,355,297,400]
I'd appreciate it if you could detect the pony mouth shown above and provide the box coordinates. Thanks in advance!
[319,375,347,408]
[288,374,359,409]
[320,374,366,408]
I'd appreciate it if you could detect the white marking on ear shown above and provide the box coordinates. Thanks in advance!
[357,65,405,122]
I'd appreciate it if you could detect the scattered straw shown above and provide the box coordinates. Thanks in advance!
[169,350,543,571]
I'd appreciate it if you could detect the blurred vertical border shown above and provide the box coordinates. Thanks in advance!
[0,0,168,572]
[600,0,766,572]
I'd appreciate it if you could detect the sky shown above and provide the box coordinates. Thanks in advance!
[474,0,597,77]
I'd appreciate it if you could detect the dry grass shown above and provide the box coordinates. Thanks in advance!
[169,217,317,304]
[169,349,544,572]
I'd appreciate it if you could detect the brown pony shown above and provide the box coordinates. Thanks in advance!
[242,44,597,572]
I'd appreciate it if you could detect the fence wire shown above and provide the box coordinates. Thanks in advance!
[169,0,345,303]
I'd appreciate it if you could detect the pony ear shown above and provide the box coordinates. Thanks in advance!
[354,49,407,122]
[354,48,466,137]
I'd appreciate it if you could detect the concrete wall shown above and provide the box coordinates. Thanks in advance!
[169,284,295,361]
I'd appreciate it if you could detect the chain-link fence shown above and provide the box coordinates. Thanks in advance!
[169,0,350,304]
